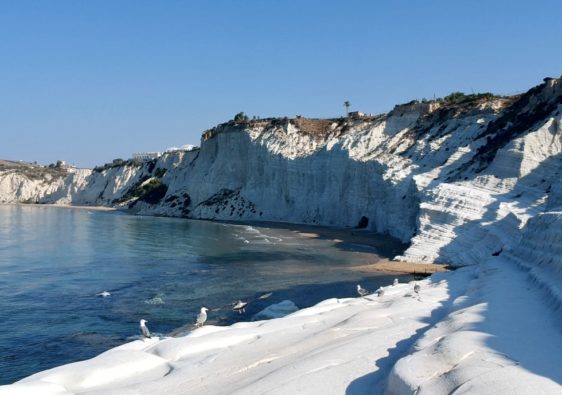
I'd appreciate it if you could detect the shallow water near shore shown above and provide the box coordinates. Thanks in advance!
[0,204,411,384]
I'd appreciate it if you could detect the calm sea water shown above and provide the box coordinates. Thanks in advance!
[0,205,410,384]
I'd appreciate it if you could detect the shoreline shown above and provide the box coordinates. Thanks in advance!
[3,203,449,276]
[222,219,409,261]
[5,202,116,211]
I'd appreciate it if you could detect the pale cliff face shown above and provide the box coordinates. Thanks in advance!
[1,77,562,276]
[0,163,77,204]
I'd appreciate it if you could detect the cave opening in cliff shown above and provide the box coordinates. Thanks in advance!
[356,216,369,229]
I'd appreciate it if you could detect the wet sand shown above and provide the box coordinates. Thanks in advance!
[351,259,450,274]
[237,220,408,259]
[221,219,450,275]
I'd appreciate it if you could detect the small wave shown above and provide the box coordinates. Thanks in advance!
[244,226,261,234]
[242,226,285,244]
[144,296,165,305]
[255,235,283,242]
[234,234,251,244]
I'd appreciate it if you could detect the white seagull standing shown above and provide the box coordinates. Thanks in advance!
[393,278,399,286]
[195,307,209,327]
[139,319,151,339]
[357,284,369,297]
[414,284,421,294]
[377,287,385,297]
[233,300,248,314]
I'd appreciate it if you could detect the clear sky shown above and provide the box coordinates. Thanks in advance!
[1,1,561,168]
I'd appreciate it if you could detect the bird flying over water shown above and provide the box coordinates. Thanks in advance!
[96,291,111,297]
[357,284,369,297]
[196,307,209,327]
[139,319,151,339]
[233,300,248,314]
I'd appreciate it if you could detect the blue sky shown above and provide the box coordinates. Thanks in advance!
[1,1,561,168]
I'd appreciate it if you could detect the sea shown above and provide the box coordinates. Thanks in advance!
[0,204,411,384]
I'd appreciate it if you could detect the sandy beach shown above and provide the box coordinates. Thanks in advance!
[350,259,450,274]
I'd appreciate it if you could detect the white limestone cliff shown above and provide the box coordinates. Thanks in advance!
[1,77,561,276]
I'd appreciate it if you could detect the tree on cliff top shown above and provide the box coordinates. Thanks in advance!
[233,112,249,123]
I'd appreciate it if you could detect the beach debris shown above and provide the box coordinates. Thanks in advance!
[139,319,151,339]
[233,300,248,314]
[195,307,209,327]
[393,278,399,286]
[357,284,369,297]
[95,291,111,297]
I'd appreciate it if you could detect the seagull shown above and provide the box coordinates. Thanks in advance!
[357,284,369,297]
[96,291,111,297]
[195,307,209,327]
[393,278,399,286]
[233,300,248,314]
[414,284,421,294]
[377,287,385,297]
[139,319,151,339]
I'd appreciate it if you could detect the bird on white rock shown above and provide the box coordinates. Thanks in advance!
[139,319,151,339]
[357,284,369,297]
[393,278,399,286]
[377,287,385,297]
[195,307,209,327]
[233,300,248,314]
[414,284,421,294]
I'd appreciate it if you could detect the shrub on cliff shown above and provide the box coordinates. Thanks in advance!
[154,167,166,178]
[233,112,249,123]
[444,92,466,103]
[93,158,135,173]
[137,179,168,204]
[443,91,496,105]
[115,177,167,205]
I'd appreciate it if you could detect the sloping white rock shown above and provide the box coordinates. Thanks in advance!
[4,266,560,394]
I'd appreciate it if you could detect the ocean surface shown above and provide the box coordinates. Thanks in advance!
[0,205,411,384]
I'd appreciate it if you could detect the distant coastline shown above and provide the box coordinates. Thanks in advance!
[7,202,116,211]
